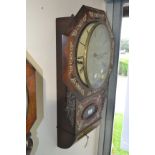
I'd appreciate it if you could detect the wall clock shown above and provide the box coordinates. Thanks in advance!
[26,60,37,155]
[56,5,114,148]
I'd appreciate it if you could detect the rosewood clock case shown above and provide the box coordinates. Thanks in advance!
[56,5,114,148]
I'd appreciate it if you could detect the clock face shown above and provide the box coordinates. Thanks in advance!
[77,22,111,89]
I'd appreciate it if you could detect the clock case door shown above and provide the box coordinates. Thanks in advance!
[56,5,114,148]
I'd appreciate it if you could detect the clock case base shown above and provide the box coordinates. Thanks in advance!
[56,5,111,149]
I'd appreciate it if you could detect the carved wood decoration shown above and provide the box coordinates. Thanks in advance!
[26,60,37,154]
[56,5,114,148]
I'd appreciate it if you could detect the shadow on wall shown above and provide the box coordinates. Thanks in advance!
[26,52,44,155]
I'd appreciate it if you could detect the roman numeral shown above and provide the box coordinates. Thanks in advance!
[77,60,83,64]
[77,56,84,64]
[79,66,84,73]
[77,56,84,73]
[80,42,85,46]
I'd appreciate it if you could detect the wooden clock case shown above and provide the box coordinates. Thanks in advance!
[26,60,37,135]
[56,5,114,148]
[26,60,37,154]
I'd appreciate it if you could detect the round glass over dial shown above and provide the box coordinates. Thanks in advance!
[76,22,112,89]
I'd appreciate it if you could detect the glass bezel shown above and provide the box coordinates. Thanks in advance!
[76,22,112,89]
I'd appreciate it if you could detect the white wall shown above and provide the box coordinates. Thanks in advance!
[27,0,106,155]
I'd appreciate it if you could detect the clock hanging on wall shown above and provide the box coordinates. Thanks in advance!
[56,5,114,148]
[26,60,37,155]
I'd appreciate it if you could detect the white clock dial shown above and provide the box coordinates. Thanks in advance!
[87,24,111,89]
[76,22,112,89]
